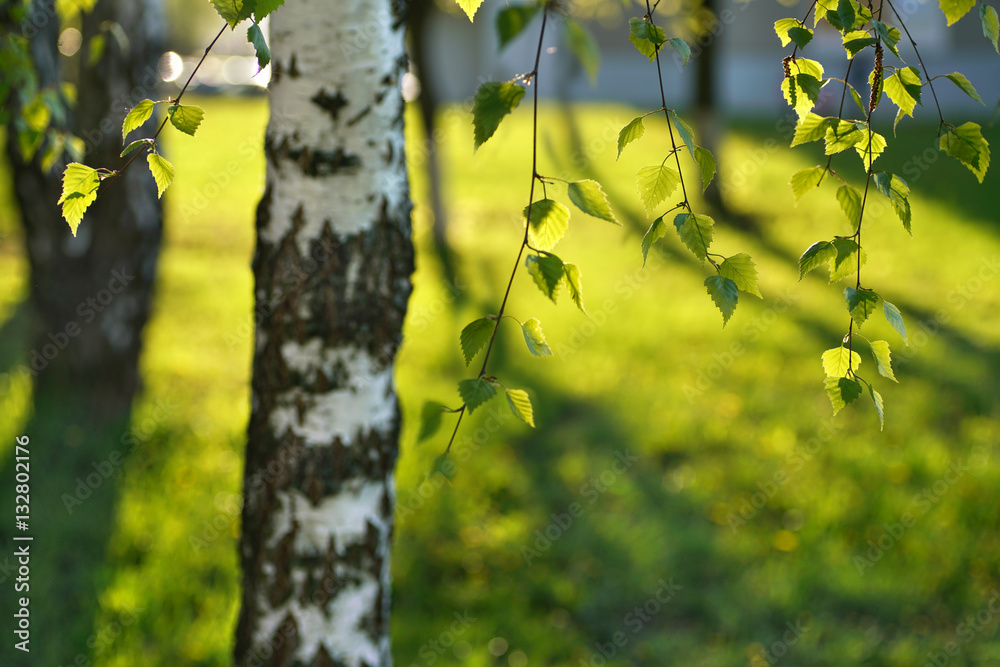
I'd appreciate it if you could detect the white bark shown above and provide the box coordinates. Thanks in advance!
[237,1,411,665]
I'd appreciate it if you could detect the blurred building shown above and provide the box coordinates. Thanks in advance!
[419,0,1000,115]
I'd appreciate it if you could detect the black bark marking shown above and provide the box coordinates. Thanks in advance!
[346,105,371,127]
[311,88,349,122]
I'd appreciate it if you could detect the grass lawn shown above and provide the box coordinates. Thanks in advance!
[1,95,999,666]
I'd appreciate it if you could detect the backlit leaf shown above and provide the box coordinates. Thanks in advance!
[460,317,494,365]
[705,275,739,326]
[525,199,570,251]
[472,82,526,150]
[505,389,535,427]
[568,180,618,224]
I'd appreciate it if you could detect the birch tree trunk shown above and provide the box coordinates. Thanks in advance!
[235,1,413,665]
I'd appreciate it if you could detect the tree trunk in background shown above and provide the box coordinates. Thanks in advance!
[0,0,162,664]
[408,0,459,291]
[694,0,725,212]
[235,0,413,665]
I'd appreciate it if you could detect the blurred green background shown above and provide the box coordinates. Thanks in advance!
[1,92,1000,666]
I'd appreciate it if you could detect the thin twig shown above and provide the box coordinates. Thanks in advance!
[446,4,551,453]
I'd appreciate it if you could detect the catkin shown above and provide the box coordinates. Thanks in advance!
[869,45,884,115]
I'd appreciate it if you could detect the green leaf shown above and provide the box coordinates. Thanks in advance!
[798,240,837,279]
[830,238,867,282]
[562,263,586,314]
[146,152,175,199]
[456,0,485,21]
[521,318,552,357]
[844,287,880,326]
[505,389,535,427]
[122,98,155,142]
[432,453,455,481]
[673,212,714,261]
[883,301,908,343]
[824,119,866,155]
[668,109,696,158]
[854,129,887,167]
[568,180,618,224]
[822,346,862,377]
[782,72,823,117]
[719,254,761,298]
[497,4,540,49]
[704,275,739,326]
[617,116,645,159]
[472,82,526,150]
[667,38,691,65]
[636,164,681,213]
[883,66,922,118]
[940,0,976,26]
[252,0,283,22]
[983,4,1000,52]
[641,215,668,266]
[525,199,570,251]
[120,138,150,159]
[210,0,253,28]
[58,162,101,235]
[869,340,898,382]
[628,17,666,62]
[944,72,984,105]
[418,401,448,441]
[526,253,564,302]
[694,146,717,192]
[790,166,826,203]
[940,121,990,183]
[460,317,494,366]
[872,20,902,58]
[825,376,863,415]
[870,385,885,430]
[873,171,912,233]
[774,18,799,43]
[774,18,813,45]
[458,378,497,413]
[791,113,833,147]
[815,0,838,25]
[167,103,205,137]
[787,26,814,48]
[847,83,867,116]
[247,22,270,70]
[837,185,862,229]
[566,18,600,82]
[842,30,878,58]
[838,0,872,29]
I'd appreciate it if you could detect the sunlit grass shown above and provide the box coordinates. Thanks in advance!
[1,96,998,666]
